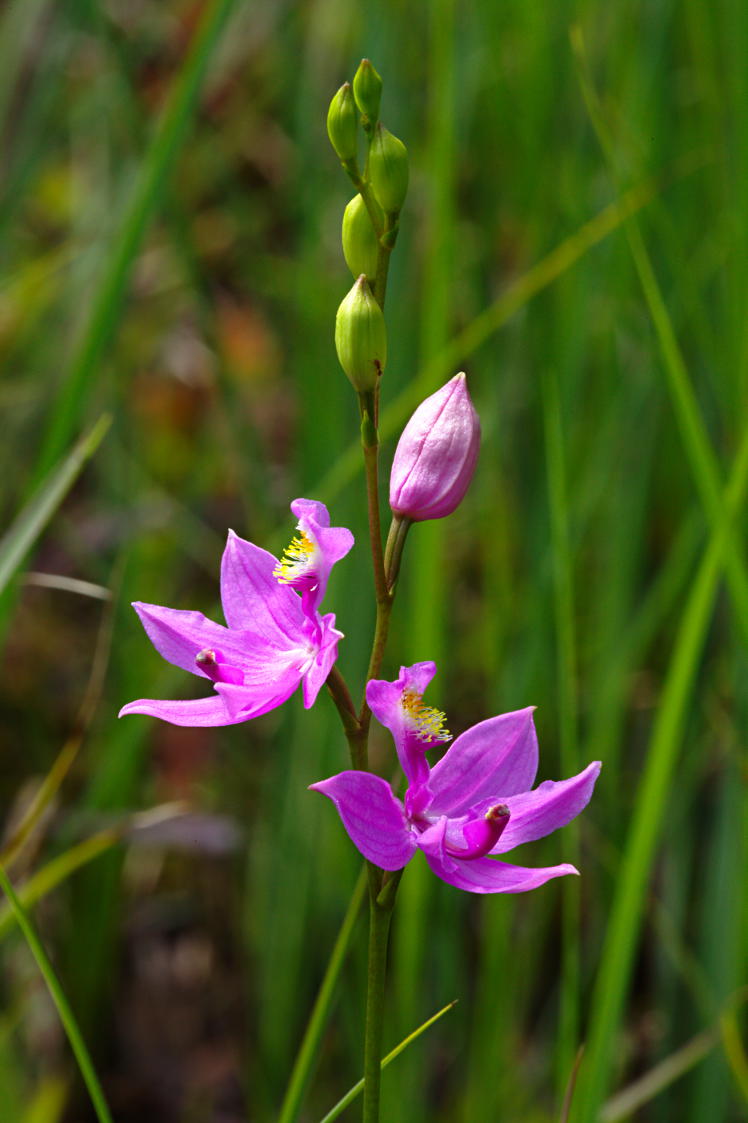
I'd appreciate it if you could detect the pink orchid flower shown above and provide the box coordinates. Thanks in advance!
[119,499,353,727]
[311,662,600,894]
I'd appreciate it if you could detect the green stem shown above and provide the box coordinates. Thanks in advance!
[383,515,411,589]
[345,727,369,772]
[371,215,397,308]
[357,390,395,739]
[0,863,114,1123]
[361,436,389,606]
[359,595,394,735]
[341,158,384,238]
[363,892,396,1123]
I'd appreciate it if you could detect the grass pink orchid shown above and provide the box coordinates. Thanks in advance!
[311,662,600,893]
[119,500,353,727]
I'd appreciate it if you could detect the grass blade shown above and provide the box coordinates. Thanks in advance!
[542,366,581,1093]
[317,1000,458,1123]
[600,988,748,1122]
[0,832,119,941]
[600,1029,717,1122]
[34,0,239,482]
[0,863,114,1123]
[572,26,748,643]
[572,424,748,1121]
[278,869,366,1123]
[0,414,111,596]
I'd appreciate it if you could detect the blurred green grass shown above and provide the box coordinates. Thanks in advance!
[0,1,746,1121]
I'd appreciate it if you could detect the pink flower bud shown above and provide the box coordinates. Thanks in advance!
[389,373,480,521]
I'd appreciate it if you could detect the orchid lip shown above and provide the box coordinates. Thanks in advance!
[195,648,221,680]
[443,803,511,861]
[194,647,244,686]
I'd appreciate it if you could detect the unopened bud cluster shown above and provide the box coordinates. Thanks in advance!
[328,59,410,394]
[328,64,480,528]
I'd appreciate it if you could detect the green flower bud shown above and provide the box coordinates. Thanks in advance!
[353,59,382,127]
[335,275,387,392]
[369,123,409,214]
[327,83,358,163]
[342,194,381,280]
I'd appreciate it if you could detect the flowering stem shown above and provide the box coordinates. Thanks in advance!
[357,401,395,735]
[356,202,398,730]
[326,665,360,733]
[359,596,394,737]
[372,215,396,308]
[362,887,396,1123]
[325,665,370,770]
[358,390,390,666]
[350,138,403,1123]
[326,667,370,770]
[360,435,389,605]
[347,727,370,772]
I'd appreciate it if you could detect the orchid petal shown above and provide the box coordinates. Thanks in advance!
[214,675,299,720]
[131,602,247,677]
[118,694,238,727]
[427,707,538,816]
[220,530,303,638]
[310,772,417,871]
[423,852,578,893]
[487,761,602,853]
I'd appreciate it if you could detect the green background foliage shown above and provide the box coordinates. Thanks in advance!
[0,0,746,1120]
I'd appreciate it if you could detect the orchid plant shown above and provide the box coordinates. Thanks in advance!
[121,59,600,1123]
